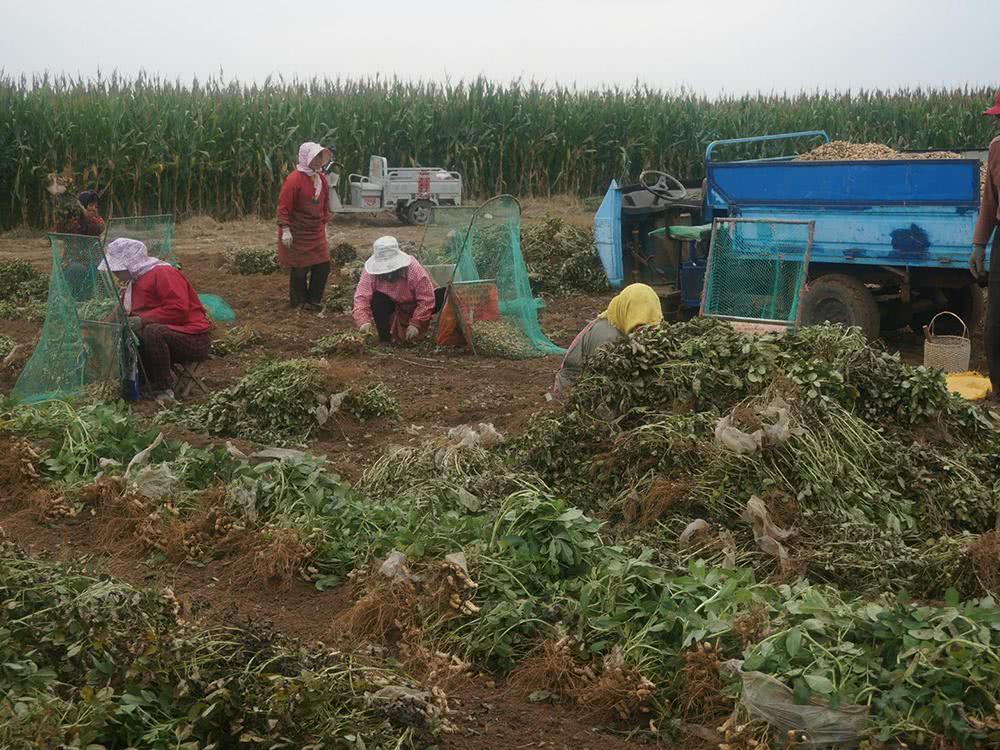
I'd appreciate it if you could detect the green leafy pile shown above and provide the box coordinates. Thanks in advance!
[211,325,260,356]
[0,259,48,320]
[346,383,401,420]
[311,331,367,355]
[223,246,279,275]
[521,217,608,294]
[0,551,426,749]
[161,359,330,445]
[516,319,998,598]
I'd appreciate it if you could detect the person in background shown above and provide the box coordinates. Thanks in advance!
[99,238,211,404]
[969,91,1000,393]
[277,142,333,311]
[61,190,105,236]
[59,191,105,300]
[352,236,445,344]
[553,283,663,397]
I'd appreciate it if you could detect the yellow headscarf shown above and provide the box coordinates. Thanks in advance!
[600,283,663,334]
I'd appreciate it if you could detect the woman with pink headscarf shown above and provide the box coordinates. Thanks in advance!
[99,238,211,403]
[277,141,333,310]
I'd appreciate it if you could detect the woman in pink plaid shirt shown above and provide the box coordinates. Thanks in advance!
[352,236,446,343]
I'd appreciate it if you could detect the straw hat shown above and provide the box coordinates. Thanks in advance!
[365,236,412,275]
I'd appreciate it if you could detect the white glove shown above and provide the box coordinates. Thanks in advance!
[359,322,373,336]
[405,324,420,342]
[281,227,293,249]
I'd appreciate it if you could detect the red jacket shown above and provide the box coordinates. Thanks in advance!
[276,170,330,267]
[130,266,211,334]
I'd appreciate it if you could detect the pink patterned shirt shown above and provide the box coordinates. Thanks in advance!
[352,259,437,332]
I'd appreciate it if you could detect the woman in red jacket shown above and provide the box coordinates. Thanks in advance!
[99,238,212,403]
[277,142,333,311]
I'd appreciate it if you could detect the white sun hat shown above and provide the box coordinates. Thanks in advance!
[365,236,412,275]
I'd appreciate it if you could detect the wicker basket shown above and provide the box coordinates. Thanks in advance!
[923,311,971,373]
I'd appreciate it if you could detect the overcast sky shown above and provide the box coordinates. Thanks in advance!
[2,0,996,95]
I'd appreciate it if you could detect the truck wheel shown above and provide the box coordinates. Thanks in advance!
[800,274,880,339]
[406,200,433,225]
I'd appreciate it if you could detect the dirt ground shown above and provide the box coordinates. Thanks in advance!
[0,197,982,748]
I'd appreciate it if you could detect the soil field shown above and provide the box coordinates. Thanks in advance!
[0,197,990,749]
[0,197,655,749]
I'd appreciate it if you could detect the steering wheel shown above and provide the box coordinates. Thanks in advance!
[323,160,345,176]
[639,170,688,202]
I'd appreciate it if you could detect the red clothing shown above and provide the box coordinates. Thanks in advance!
[974,136,1000,247]
[129,266,211,335]
[276,170,330,268]
[352,260,437,342]
[61,214,105,236]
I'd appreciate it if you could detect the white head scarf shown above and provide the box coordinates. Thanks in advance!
[296,142,330,197]
[98,238,170,312]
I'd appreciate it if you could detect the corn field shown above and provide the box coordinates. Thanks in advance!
[1,73,997,229]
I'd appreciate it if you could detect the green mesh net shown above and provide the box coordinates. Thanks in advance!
[416,205,478,286]
[12,234,137,403]
[105,214,177,265]
[436,196,564,358]
[701,218,814,329]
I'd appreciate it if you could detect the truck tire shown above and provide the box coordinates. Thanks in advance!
[800,274,880,339]
[406,200,432,225]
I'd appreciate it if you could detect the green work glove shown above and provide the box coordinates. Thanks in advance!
[127,315,144,332]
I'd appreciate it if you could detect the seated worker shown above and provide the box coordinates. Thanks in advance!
[61,190,105,236]
[553,283,663,396]
[99,238,211,403]
[352,236,445,343]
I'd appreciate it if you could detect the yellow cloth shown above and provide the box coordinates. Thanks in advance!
[945,371,992,401]
[600,283,663,334]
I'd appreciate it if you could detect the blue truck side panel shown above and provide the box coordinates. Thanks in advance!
[706,159,981,214]
[594,180,624,289]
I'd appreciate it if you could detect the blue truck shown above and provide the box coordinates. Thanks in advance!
[594,131,985,337]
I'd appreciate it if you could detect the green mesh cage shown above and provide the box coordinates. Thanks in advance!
[701,218,814,329]
[416,205,478,285]
[105,214,177,265]
[12,234,136,403]
[445,196,564,358]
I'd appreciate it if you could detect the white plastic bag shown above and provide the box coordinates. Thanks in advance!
[723,660,868,747]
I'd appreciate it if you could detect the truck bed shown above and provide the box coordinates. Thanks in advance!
[705,158,981,270]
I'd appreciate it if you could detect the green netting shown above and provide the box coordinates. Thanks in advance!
[199,293,235,322]
[12,234,137,403]
[701,218,814,328]
[445,196,564,357]
[105,214,177,265]
[416,205,478,285]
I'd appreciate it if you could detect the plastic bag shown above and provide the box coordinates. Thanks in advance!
[714,398,802,454]
[723,660,868,747]
[744,495,795,563]
[124,434,180,500]
[946,371,991,401]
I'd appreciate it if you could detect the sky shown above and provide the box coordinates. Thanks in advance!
[2,0,996,95]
